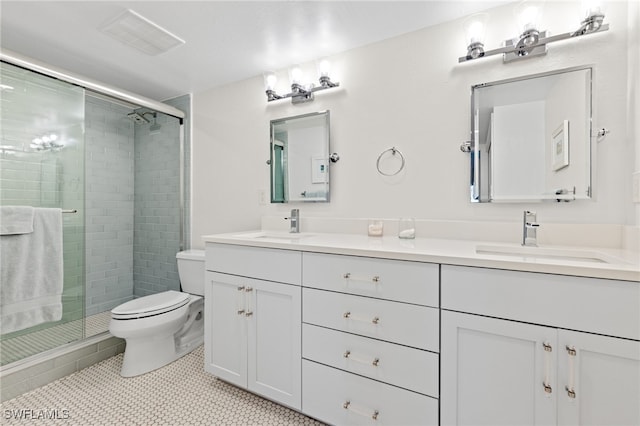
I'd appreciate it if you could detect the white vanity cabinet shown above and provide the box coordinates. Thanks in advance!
[441,265,640,426]
[301,252,440,426]
[204,244,302,410]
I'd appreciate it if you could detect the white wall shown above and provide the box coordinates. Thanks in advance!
[192,1,636,246]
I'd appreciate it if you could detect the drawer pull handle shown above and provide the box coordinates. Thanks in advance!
[237,286,246,315]
[566,345,577,399]
[542,341,553,395]
[343,350,381,367]
[565,385,576,399]
[343,273,381,283]
[343,311,381,325]
[343,401,379,421]
[244,287,253,319]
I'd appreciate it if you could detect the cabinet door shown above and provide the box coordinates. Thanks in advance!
[204,272,248,388]
[247,279,302,410]
[557,330,640,426]
[441,310,557,426]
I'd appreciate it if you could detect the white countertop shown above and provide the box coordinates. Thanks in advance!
[202,231,640,282]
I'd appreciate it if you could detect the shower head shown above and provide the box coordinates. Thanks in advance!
[127,112,150,124]
[149,114,161,133]
[128,111,161,133]
[149,121,161,132]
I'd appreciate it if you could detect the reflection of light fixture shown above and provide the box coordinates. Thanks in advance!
[459,0,609,63]
[264,58,340,104]
[30,133,64,151]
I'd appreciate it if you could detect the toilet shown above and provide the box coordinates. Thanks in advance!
[109,249,205,377]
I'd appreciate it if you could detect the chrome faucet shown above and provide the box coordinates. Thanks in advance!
[522,210,540,246]
[287,208,300,233]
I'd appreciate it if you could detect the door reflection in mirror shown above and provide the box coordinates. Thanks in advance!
[470,67,592,203]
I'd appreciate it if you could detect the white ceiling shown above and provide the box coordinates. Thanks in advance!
[1,1,511,101]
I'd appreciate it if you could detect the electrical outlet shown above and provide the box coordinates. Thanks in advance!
[258,189,267,206]
[633,172,640,203]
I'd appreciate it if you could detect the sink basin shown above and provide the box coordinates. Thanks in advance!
[475,244,622,264]
[234,231,314,241]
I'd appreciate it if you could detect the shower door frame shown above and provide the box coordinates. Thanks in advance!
[0,48,188,253]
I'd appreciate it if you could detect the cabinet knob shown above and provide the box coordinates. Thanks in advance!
[237,309,245,315]
[543,382,553,394]
[245,311,253,317]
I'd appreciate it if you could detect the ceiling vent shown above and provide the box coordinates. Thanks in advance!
[100,9,185,56]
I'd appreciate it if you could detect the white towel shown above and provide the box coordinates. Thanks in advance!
[0,206,35,235]
[1,207,64,334]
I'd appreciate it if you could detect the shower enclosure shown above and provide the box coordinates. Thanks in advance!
[0,55,190,367]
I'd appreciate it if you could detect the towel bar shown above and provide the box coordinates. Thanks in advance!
[62,209,77,214]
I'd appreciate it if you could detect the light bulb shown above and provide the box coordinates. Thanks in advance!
[263,72,277,91]
[463,13,488,45]
[289,65,303,85]
[515,0,544,33]
[316,58,331,78]
[582,0,603,18]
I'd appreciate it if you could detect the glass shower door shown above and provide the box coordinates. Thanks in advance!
[0,61,85,365]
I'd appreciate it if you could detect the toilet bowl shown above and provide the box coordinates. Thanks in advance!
[109,249,205,377]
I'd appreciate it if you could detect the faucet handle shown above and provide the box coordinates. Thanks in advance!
[285,208,300,233]
[524,211,540,228]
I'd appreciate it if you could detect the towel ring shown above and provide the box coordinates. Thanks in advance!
[376,147,405,176]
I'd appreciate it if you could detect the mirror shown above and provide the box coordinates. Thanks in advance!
[270,111,331,203]
[469,67,593,203]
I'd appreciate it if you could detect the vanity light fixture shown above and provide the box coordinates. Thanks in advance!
[459,0,609,63]
[264,58,340,104]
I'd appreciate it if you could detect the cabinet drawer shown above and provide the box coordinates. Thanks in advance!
[205,243,301,285]
[302,323,438,397]
[441,265,640,340]
[303,288,439,351]
[303,252,438,307]
[303,360,438,426]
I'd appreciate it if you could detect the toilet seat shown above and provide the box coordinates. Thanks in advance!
[111,290,190,320]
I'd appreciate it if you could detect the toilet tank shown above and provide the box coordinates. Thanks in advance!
[176,250,205,296]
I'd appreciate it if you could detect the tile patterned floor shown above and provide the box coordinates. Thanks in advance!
[0,345,324,425]
[1,312,112,366]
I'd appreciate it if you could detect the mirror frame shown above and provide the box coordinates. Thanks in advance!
[270,110,331,203]
[469,66,594,203]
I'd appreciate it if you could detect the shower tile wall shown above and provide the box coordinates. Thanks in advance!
[84,96,135,316]
[133,109,182,297]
